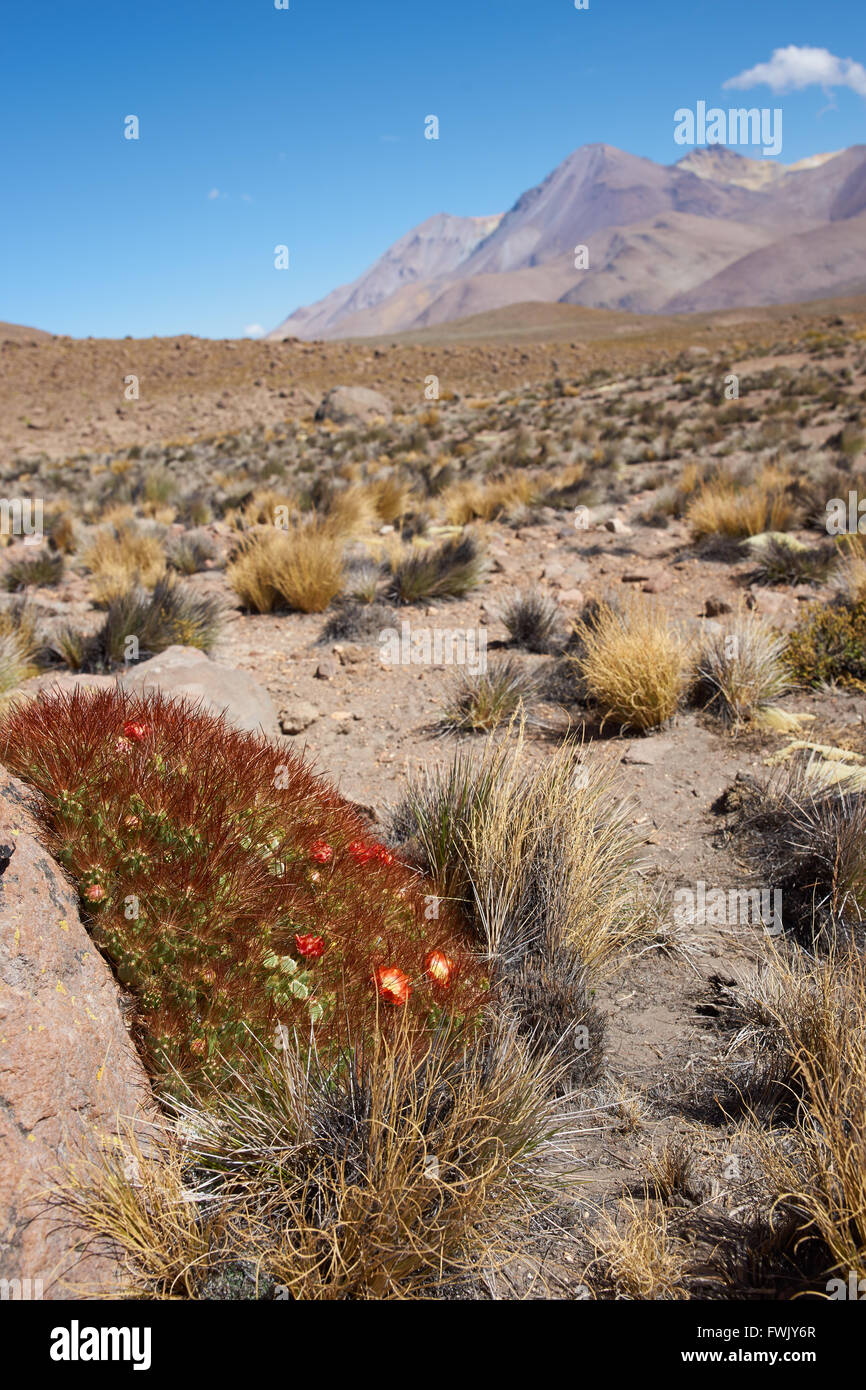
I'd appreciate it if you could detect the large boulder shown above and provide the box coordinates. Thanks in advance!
[118,645,278,737]
[0,768,155,1298]
[314,386,393,426]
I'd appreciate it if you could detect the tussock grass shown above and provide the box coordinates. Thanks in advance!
[0,604,39,701]
[387,532,484,605]
[571,596,691,731]
[438,657,542,734]
[694,611,790,726]
[392,728,647,981]
[500,588,564,654]
[83,524,167,605]
[227,523,345,614]
[687,470,797,540]
[55,1018,567,1300]
[588,1197,690,1300]
[3,550,63,590]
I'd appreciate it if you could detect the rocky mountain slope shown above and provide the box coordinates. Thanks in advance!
[268,143,866,338]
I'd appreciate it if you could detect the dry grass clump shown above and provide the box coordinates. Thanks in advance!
[687,470,797,540]
[389,731,649,1088]
[734,758,866,946]
[570,596,691,731]
[500,588,565,654]
[440,474,540,526]
[392,729,646,981]
[227,523,345,613]
[438,657,543,734]
[0,603,39,702]
[387,532,484,605]
[694,611,790,727]
[83,523,167,605]
[3,549,64,590]
[736,949,866,1291]
[55,1018,566,1300]
[588,1197,690,1300]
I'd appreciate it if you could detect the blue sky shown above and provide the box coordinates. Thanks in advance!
[1,0,863,338]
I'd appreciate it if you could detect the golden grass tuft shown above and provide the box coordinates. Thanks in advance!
[571,595,692,731]
[686,468,797,539]
[82,524,166,605]
[226,522,344,613]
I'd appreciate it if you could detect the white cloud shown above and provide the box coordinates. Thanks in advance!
[243,324,264,338]
[724,45,866,98]
[207,187,221,199]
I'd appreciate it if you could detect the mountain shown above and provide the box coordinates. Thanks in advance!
[266,143,866,340]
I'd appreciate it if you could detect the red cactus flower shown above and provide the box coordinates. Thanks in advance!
[295,932,325,959]
[350,839,393,866]
[309,840,333,863]
[426,949,456,987]
[84,883,105,902]
[190,1038,206,1056]
[123,720,149,742]
[374,965,411,1006]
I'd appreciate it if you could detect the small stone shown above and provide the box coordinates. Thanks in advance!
[558,588,585,606]
[604,517,632,534]
[314,659,338,680]
[278,700,319,734]
[704,597,732,617]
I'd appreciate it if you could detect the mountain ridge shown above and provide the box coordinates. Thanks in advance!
[267,143,866,340]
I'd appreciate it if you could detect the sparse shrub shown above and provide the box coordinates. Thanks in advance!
[227,523,344,613]
[500,588,565,654]
[83,524,166,605]
[387,532,484,605]
[0,687,483,1082]
[439,657,542,733]
[570,596,691,731]
[694,612,790,726]
[786,595,866,688]
[3,550,63,590]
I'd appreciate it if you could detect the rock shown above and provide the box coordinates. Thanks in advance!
[333,644,369,666]
[641,571,674,594]
[314,386,393,426]
[16,672,115,703]
[558,588,586,606]
[314,658,339,681]
[278,699,320,735]
[0,767,154,1297]
[704,597,732,617]
[747,587,789,617]
[119,646,278,737]
[621,571,651,584]
[604,518,632,535]
[741,531,809,554]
